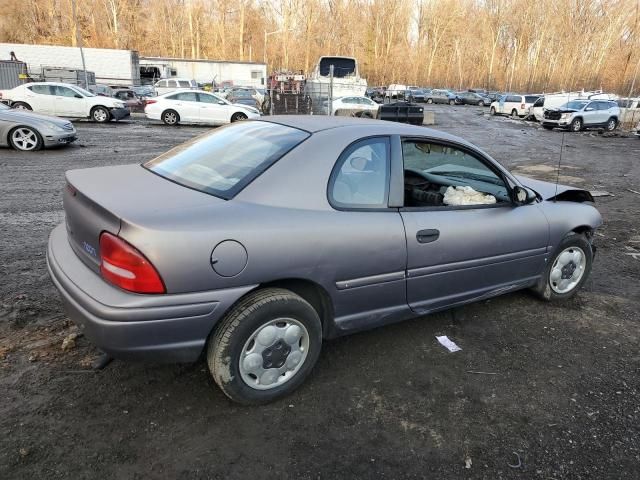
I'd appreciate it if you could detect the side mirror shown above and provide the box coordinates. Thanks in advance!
[218,101,226,105]
[585,107,594,111]
[512,186,535,205]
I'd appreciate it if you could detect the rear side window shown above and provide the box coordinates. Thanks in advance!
[145,121,309,199]
[525,96,539,103]
[506,95,521,103]
[28,85,52,95]
[178,80,192,88]
[329,137,390,209]
[174,92,198,101]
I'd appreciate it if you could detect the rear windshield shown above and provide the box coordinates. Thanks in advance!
[144,121,309,199]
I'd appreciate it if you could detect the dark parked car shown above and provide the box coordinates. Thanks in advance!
[227,89,260,109]
[112,88,144,111]
[47,116,602,405]
[407,88,426,103]
[457,91,491,106]
[425,89,462,105]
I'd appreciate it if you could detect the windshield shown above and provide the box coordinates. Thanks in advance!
[144,121,310,199]
[561,100,589,110]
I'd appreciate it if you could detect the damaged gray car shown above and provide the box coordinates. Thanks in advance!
[47,116,602,404]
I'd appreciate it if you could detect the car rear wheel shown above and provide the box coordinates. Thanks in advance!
[449,99,455,106]
[532,233,593,301]
[490,106,496,115]
[570,118,583,132]
[161,109,180,125]
[605,117,617,131]
[511,109,519,118]
[427,98,433,104]
[9,126,43,151]
[12,102,32,111]
[478,100,485,106]
[91,106,111,123]
[231,112,248,122]
[207,288,322,405]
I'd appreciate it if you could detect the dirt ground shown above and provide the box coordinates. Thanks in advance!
[1,106,639,479]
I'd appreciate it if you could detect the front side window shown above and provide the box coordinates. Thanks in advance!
[506,95,521,103]
[402,140,509,207]
[563,100,589,110]
[178,80,192,88]
[157,80,168,87]
[329,137,390,209]
[53,86,78,97]
[145,121,309,199]
[525,96,539,103]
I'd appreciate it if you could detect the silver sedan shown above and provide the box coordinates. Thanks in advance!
[0,103,77,151]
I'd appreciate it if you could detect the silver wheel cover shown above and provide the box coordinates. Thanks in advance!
[11,128,38,151]
[239,318,310,390]
[549,246,587,294]
[94,109,107,121]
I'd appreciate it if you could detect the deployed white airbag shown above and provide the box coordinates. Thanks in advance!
[443,186,496,206]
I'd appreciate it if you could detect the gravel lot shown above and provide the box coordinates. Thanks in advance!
[1,107,639,479]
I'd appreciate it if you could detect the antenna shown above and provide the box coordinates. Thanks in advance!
[554,132,565,202]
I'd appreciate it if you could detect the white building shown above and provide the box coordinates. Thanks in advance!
[139,57,266,88]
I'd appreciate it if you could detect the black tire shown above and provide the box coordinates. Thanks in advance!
[532,233,593,301]
[207,288,322,405]
[511,109,519,118]
[605,117,617,131]
[570,118,583,132]
[8,126,43,151]
[11,102,32,111]
[490,106,496,115]
[449,99,455,106]
[231,112,248,122]
[478,100,485,106]
[543,125,554,130]
[427,98,433,104]
[161,109,180,125]
[91,106,111,123]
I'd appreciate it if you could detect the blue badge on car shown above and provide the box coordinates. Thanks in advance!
[82,241,97,257]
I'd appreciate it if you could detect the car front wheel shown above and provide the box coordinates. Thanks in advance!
[490,106,496,115]
[207,288,322,405]
[532,233,593,301]
[12,102,32,111]
[9,126,43,151]
[231,112,248,122]
[570,118,583,132]
[91,106,111,123]
[427,98,433,104]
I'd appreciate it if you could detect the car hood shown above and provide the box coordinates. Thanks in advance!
[516,175,594,202]
[1,109,71,125]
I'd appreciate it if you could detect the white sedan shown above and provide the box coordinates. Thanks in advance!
[326,96,379,117]
[4,82,129,123]
[144,90,261,126]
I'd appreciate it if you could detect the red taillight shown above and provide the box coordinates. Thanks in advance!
[99,232,165,294]
[144,99,157,105]
[521,103,525,109]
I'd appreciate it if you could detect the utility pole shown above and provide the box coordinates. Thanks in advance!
[71,0,89,89]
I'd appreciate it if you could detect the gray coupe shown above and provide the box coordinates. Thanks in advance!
[47,116,602,404]
[0,103,76,151]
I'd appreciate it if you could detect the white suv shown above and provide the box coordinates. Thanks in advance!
[5,82,129,122]
[542,99,620,132]
[490,94,540,118]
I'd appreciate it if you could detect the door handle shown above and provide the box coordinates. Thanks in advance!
[416,229,440,244]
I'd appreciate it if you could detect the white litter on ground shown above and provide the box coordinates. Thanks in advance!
[443,185,496,206]
[436,335,462,352]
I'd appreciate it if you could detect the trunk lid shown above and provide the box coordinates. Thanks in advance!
[64,164,223,273]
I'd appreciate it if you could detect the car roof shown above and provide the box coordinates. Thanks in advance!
[258,116,474,146]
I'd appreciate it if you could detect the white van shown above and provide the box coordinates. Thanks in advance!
[154,78,198,96]
[490,94,540,118]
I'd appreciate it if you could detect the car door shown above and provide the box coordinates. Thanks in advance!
[23,85,56,113]
[326,136,410,330]
[397,137,549,314]
[53,85,87,117]
[197,92,226,125]
[170,91,200,122]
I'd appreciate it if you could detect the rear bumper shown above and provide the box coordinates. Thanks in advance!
[46,223,255,362]
[110,107,130,120]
